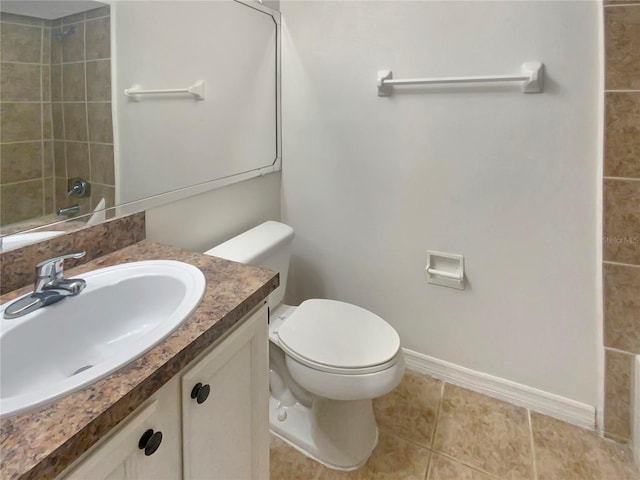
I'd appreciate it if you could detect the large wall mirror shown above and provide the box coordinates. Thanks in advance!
[0,0,280,249]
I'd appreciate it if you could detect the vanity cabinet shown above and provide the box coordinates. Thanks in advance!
[59,304,269,480]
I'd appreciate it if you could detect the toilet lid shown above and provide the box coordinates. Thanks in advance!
[277,299,400,371]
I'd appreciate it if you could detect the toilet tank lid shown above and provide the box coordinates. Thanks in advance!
[204,221,294,264]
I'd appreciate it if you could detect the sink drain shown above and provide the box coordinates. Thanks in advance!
[71,365,93,376]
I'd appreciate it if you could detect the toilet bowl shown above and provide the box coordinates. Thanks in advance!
[205,221,404,470]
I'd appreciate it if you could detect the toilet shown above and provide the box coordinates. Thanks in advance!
[205,221,404,470]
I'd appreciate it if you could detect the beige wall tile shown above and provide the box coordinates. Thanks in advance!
[604,263,640,354]
[43,141,54,178]
[317,431,430,480]
[42,65,51,102]
[54,141,66,177]
[86,18,110,60]
[0,63,41,101]
[51,65,63,102]
[63,103,88,141]
[89,143,114,185]
[62,63,86,102]
[42,103,52,140]
[0,180,43,226]
[62,13,85,25]
[1,103,42,142]
[269,435,321,480]
[373,370,442,448]
[42,32,51,64]
[0,13,44,27]
[427,454,494,480]
[604,349,633,440]
[90,184,115,211]
[86,6,111,20]
[532,412,638,479]
[0,143,42,184]
[55,176,68,211]
[87,103,113,143]
[605,6,640,90]
[432,384,533,479]
[603,179,640,265]
[1,23,42,63]
[65,142,90,179]
[52,102,64,139]
[44,177,54,214]
[50,28,62,65]
[62,23,84,63]
[86,60,111,101]
[605,93,640,179]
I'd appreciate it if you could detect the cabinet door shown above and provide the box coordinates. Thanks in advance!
[182,304,269,480]
[62,376,182,480]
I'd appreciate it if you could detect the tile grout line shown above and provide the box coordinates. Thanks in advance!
[528,409,539,480]
[422,380,446,479]
[603,260,640,269]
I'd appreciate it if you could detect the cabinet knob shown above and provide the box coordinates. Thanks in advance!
[138,428,163,456]
[190,382,211,404]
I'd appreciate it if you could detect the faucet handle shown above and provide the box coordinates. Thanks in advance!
[35,251,86,281]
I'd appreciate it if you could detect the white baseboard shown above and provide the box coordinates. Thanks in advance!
[403,348,596,430]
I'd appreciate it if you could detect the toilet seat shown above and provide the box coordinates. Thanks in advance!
[277,299,401,375]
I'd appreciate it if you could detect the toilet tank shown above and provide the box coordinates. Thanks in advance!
[204,221,294,308]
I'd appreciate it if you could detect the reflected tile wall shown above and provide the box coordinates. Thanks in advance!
[0,13,50,226]
[52,7,114,219]
[0,6,114,229]
[603,2,640,443]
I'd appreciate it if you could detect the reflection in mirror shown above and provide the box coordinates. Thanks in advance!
[0,1,114,236]
[0,0,280,252]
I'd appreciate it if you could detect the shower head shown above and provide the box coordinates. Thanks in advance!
[53,25,75,41]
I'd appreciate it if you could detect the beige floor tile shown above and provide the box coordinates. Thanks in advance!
[427,453,496,480]
[432,384,533,480]
[531,412,640,480]
[270,434,322,480]
[316,430,431,480]
[373,370,442,448]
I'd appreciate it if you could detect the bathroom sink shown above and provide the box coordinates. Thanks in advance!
[0,260,206,418]
[0,231,65,252]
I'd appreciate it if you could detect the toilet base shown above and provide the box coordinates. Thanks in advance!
[269,395,378,471]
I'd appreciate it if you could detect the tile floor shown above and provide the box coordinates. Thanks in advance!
[270,371,640,480]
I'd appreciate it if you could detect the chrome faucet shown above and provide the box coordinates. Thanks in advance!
[3,252,87,319]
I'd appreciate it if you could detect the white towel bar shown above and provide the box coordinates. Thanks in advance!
[378,62,544,96]
[125,80,205,101]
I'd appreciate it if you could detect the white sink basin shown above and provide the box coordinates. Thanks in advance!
[0,231,65,252]
[0,260,206,418]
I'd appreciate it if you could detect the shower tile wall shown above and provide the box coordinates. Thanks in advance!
[0,6,113,229]
[603,0,640,442]
[51,6,114,218]
[0,13,54,226]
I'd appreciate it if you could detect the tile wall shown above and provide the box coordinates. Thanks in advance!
[0,13,54,226]
[602,0,640,442]
[51,6,115,218]
[0,6,114,229]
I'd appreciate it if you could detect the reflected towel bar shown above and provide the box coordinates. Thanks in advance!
[377,62,544,96]
[124,80,205,100]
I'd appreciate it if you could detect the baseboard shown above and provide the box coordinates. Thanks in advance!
[403,348,596,429]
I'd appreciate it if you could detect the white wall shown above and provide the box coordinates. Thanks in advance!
[113,0,278,204]
[146,173,281,252]
[281,1,600,405]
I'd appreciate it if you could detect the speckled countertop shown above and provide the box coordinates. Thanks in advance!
[0,240,279,480]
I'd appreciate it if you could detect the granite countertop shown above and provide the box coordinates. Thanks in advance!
[0,240,279,480]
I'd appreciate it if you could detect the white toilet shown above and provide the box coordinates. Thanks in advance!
[205,221,404,470]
